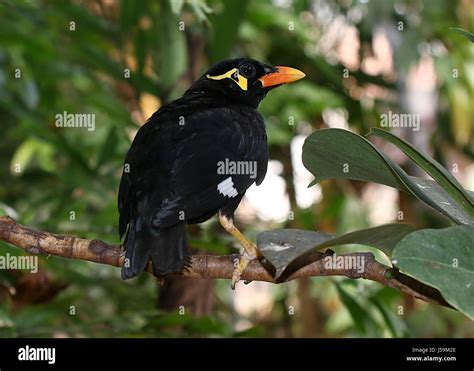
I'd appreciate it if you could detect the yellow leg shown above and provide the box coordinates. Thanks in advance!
[219,211,260,289]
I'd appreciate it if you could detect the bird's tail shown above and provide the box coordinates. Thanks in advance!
[121,217,187,280]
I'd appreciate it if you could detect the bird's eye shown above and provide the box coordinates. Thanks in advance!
[232,71,239,80]
[240,64,254,77]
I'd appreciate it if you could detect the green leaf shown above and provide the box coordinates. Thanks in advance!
[170,0,185,15]
[189,0,212,22]
[257,229,333,279]
[135,28,148,76]
[0,203,17,218]
[257,224,414,281]
[303,128,403,188]
[120,0,140,30]
[51,132,94,175]
[450,27,474,42]
[209,0,249,62]
[0,305,16,338]
[10,138,56,174]
[159,1,187,90]
[95,126,118,170]
[302,129,474,225]
[392,225,474,320]
[335,283,381,335]
[368,128,474,218]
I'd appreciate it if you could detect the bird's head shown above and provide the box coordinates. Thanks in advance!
[186,58,305,108]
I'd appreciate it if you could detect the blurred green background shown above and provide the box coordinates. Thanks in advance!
[0,0,473,337]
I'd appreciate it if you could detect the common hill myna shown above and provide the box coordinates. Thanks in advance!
[119,58,305,287]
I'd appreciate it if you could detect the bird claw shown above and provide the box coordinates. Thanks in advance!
[231,272,240,290]
[231,249,258,289]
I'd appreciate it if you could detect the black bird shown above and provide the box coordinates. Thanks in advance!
[118,58,305,287]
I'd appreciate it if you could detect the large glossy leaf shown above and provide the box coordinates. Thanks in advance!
[303,128,402,188]
[302,129,474,225]
[257,224,414,281]
[368,128,474,217]
[257,229,333,279]
[392,226,474,320]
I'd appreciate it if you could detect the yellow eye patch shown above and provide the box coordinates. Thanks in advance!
[206,68,248,91]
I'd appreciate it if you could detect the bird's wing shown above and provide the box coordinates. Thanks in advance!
[152,106,268,227]
[118,113,167,239]
[118,106,268,234]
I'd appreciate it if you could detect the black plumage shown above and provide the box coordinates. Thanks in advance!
[118,58,305,285]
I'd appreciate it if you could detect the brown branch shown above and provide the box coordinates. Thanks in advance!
[0,216,451,309]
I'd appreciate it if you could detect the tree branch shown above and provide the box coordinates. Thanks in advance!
[0,216,451,309]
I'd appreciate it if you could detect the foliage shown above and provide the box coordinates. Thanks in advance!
[0,0,473,337]
[257,224,414,280]
[301,128,474,319]
[303,129,474,225]
[393,226,474,320]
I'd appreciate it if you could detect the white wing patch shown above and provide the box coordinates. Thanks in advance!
[217,177,238,198]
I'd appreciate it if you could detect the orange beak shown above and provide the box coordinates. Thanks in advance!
[258,66,306,88]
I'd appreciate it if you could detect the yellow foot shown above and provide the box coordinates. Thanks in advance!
[231,246,259,289]
[219,211,261,289]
